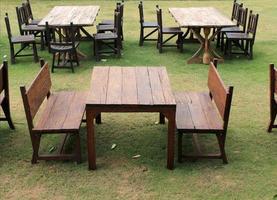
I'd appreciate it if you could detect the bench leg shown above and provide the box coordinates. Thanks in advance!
[216,134,228,164]
[178,132,183,163]
[75,133,82,164]
[268,110,277,132]
[31,134,41,164]
[1,100,15,129]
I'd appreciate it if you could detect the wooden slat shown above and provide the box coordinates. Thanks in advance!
[148,67,165,104]
[169,7,235,28]
[158,67,176,105]
[136,67,153,105]
[106,67,122,104]
[274,70,277,94]
[87,67,109,104]
[207,64,228,118]
[26,64,51,119]
[39,6,100,26]
[122,67,138,104]
[0,65,4,93]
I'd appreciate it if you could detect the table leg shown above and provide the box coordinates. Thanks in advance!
[203,27,212,64]
[87,110,96,170]
[165,110,176,170]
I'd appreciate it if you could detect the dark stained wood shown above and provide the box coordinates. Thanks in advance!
[86,66,176,170]
[268,64,277,132]
[20,60,85,164]
[176,61,233,164]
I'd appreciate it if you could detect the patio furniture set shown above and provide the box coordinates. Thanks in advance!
[1,0,266,171]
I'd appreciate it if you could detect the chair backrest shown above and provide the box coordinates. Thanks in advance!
[22,0,33,22]
[4,13,12,42]
[20,60,52,130]
[207,61,234,130]
[16,6,26,35]
[269,64,277,108]
[237,7,248,32]
[247,10,259,42]
[114,11,121,37]
[138,1,144,24]
[156,6,162,31]
[45,22,76,53]
[231,0,243,22]
[0,61,9,103]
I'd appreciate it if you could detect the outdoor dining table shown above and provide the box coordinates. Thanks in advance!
[86,66,176,170]
[169,7,235,64]
[39,6,100,41]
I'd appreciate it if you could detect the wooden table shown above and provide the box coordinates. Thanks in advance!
[86,66,176,170]
[169,7,235,64]
[39,6,100,40]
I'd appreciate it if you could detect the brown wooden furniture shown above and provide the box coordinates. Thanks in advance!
[225,11,259,59]
[20,59,86,164]
[0,61,15,130]
[45,22,80,73]
[16,6,45,50]
[86,66,176,170]
[169,7,235,64]
[268,64,277,132]
[138,1,158,46]
[216,0,243,48]
[156,6,183,53]
[175,60,233,163]
[4,13,38,64]
[22,0,41,25]
[39,6,100,41]
[93,12,122,61]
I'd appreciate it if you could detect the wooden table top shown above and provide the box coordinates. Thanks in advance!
[87,67,176,106]
[39,6,100,27]
[169,7,235,28]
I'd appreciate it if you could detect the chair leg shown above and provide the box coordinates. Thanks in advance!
[139,27,144,46]
[95,40,100,62]
[1,101,15,130]
[75,133,82,164]
[268,110,277,132]
[216,31,221,48]
[159,34,163,53]
[249,41,254,60]
[179,33,183,53]
[178,132,183,163]
[221,32,225,52]
[51,53,55,73]
[69,53,74,73]
[32,43,39,62]
[216,134,228,164]
[10,44,16,64]
[40,32,45,50]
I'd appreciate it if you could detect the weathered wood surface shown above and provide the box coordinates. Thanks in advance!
[169,7,235,28]
[39,6,100,26]
[87,66,176,106]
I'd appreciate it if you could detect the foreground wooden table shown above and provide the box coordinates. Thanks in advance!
[39,6,100,40]
[169,7,235,64]
[86,66,176,170]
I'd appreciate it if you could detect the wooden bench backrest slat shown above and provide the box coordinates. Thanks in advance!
[26,62,51,119]
[208,62,229,119]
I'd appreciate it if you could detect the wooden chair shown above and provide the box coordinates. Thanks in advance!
[99,1,124,41]
[16,6,45,50]
[20,59,86,164]
[45,22,79,73]
[138,1,158,46]
[156,6,183,53]
[0,61,15,130]
[93,12,122,61]
[217,0,243,48]
[175,60,234,163]
[268,64,277,132]
[225,11,259,59]
[4,13,38,64]
[22,0,41,25]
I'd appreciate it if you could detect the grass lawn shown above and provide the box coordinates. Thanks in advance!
[1,0,277,199]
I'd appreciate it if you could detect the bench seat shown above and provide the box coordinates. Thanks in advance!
[175,92,224,133]
[33,91,87,133]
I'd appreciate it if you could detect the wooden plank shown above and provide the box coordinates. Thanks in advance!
[207,64,228,118]
[87,67,109,105]
[148,67,165,105]
[274,70,277,94]
[158,67,176,105]
[169,7,235,28]
[122,67,138,104]
[136,67,153,105]
[39,6,100,26]
[106,67,122,104]
[26,64,51,118]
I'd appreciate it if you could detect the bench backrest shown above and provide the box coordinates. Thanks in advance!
[208,62,234,130]
[20,60,51,130]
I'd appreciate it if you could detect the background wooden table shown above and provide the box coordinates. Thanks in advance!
[86,66,176,170]
[169,7,235,64]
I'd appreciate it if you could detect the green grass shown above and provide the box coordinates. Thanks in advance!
[1,0,277,199]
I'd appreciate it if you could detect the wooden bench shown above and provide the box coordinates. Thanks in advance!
[0,61,15,129]
[175,60,234,163]
[20,59,86,164]
[268,64,277,132]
